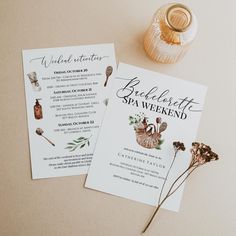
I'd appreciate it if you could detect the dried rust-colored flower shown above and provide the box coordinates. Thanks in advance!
[156,117,162,124]
[142,140,219,234]
[191,142,219,165]
[173,141,186,151]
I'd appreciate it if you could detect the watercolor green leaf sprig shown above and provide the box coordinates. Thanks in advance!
[65,136,91,152]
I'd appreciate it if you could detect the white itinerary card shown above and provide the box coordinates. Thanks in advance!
[86,63,207,211]
[22,44,116,179]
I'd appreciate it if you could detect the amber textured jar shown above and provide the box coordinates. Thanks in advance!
[144,3,197,63]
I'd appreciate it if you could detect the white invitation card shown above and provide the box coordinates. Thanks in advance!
[86,63,207,211]
[22,44,116,179]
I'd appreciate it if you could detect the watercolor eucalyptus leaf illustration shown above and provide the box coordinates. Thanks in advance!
[65,136,91,152]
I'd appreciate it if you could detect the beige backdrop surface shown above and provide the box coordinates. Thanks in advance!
[0,0,235,235]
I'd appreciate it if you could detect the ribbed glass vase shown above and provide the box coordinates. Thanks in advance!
[144,3,198,64]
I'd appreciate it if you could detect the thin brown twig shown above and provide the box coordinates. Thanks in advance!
[158,149,178,205]
[142,142,219,234]
[142,165,192,234]
[167,166,198,199]
[167,161,217,200]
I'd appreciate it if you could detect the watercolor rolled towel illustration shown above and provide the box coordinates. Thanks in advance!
[104,66,113,87]
[129,114,167,149]
[35,128,55,146]
[27,72,42,91]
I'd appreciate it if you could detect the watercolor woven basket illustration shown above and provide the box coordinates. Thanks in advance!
[129,114,167,149]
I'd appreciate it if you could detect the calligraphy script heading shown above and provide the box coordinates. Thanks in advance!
[116,77,202,120]
[30,54,109,68]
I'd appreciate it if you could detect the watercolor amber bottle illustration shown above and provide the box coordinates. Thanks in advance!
[129,114,167,149]
[34,99,43,119]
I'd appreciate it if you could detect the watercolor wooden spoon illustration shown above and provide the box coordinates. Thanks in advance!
[104,66,113,87]
[35,128,55,146]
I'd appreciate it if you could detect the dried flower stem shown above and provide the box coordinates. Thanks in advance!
[167,165,198,199]
[142,142,219,234]
[162,159,217,205]
[158,149,178,205]
[142,165,192,234]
